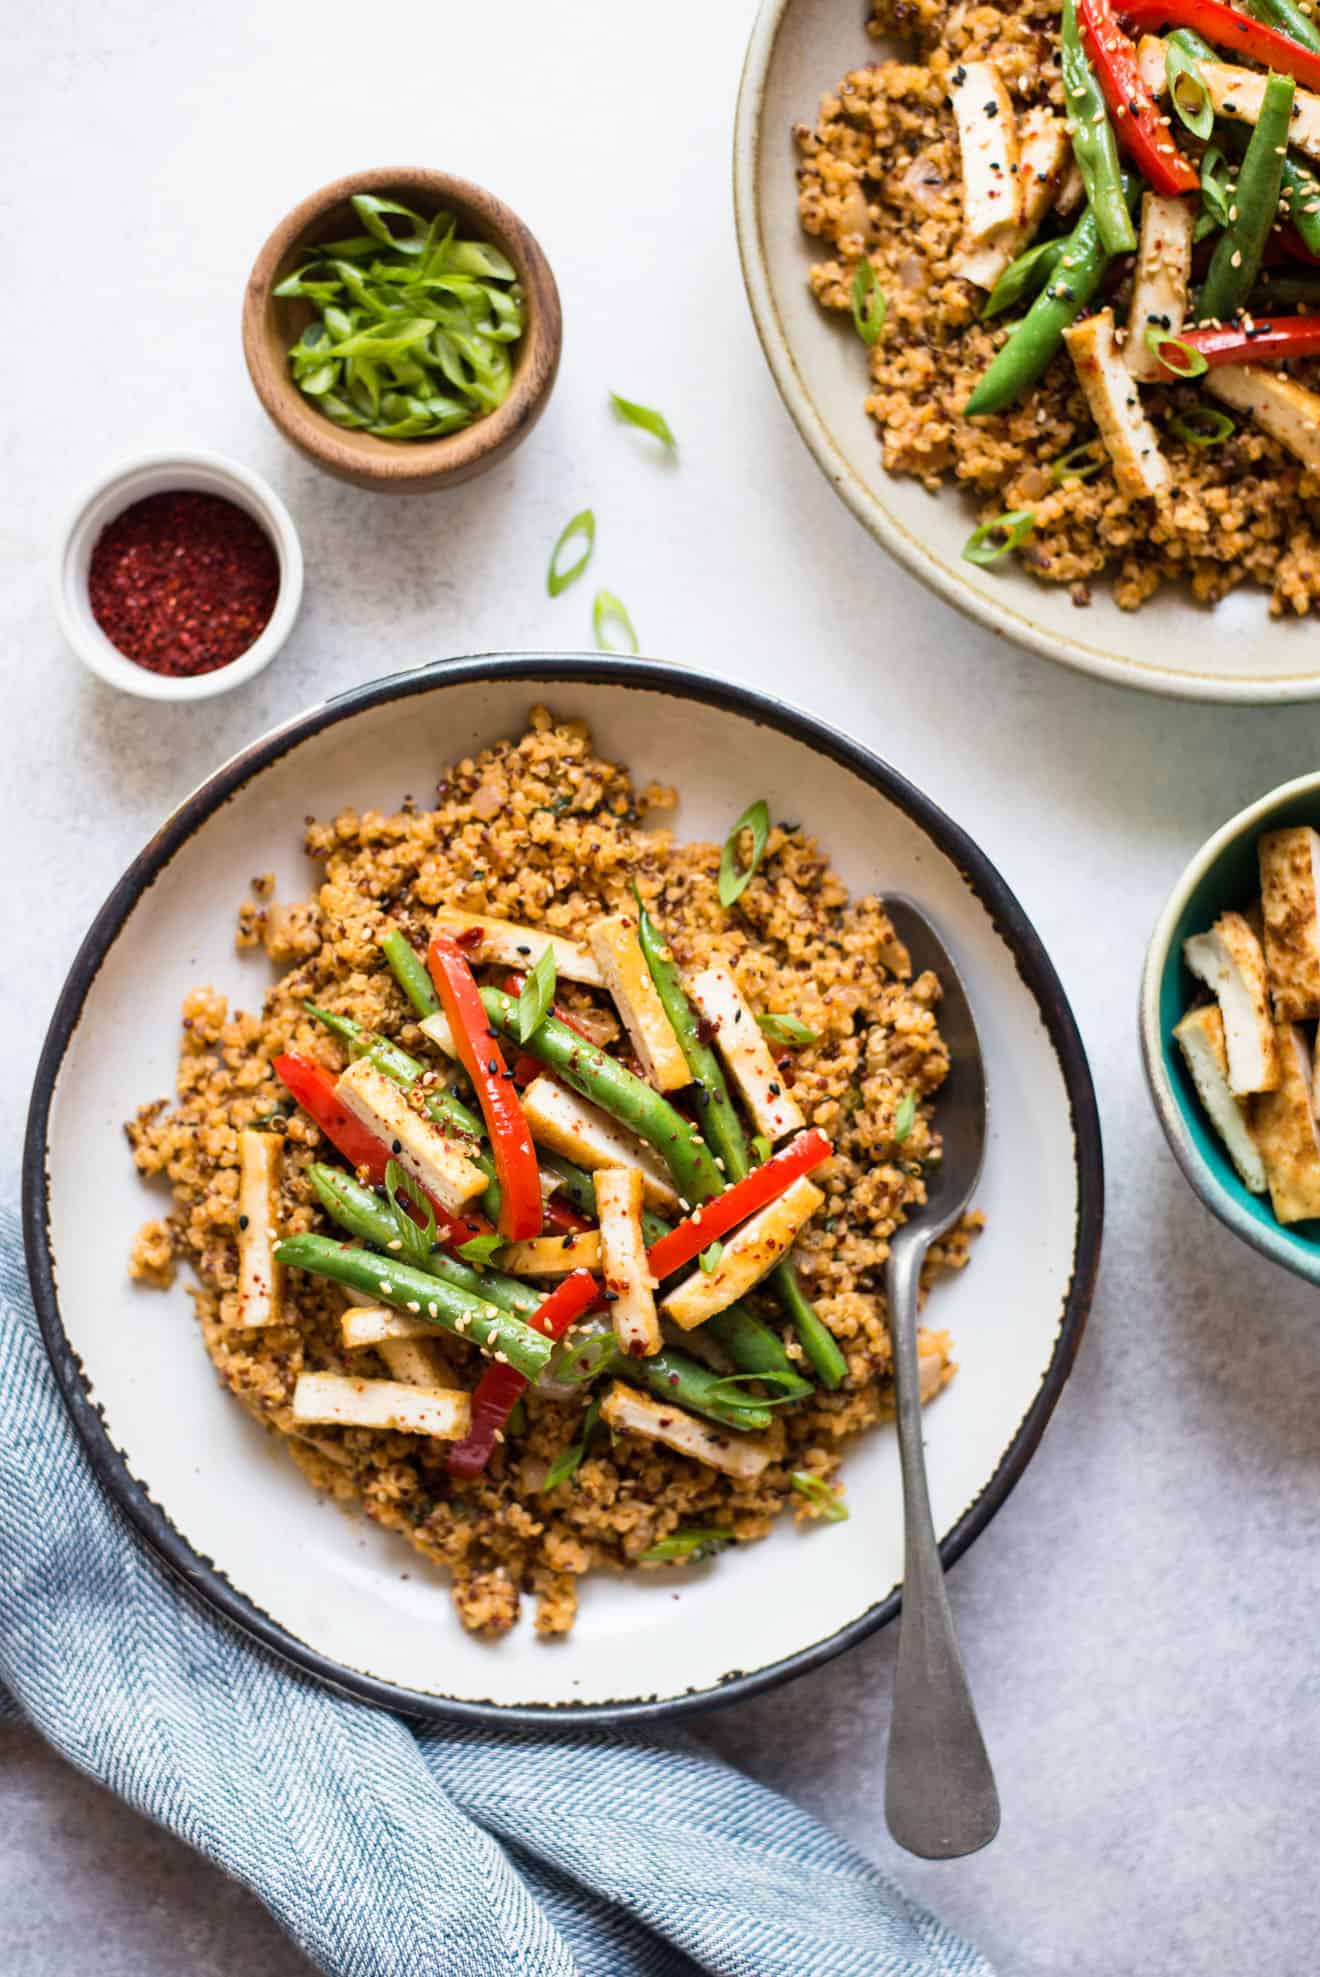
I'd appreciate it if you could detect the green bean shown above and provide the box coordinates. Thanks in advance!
[274,1234,553,1381]
[1224,119,1320,260]
[1061,0,1137,255]
[1246,0,1320,54]
[634,892,844,1389]
[1250,272,1320,306]
[379,929,440,1018]
[479,987,725,1205]
[1199,72,1295,324]
[636,1353,773,1432]
[964,179,1138,417]
[539,1152,600,1218]
[305,1164,542,1315]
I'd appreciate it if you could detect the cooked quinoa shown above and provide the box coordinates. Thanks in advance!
[127,710,977,1640]
[795,0,1320,613]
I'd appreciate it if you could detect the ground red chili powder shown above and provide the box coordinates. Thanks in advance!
[88,491,280,677]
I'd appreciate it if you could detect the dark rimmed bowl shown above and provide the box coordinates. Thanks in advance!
[24,655,1102,1723]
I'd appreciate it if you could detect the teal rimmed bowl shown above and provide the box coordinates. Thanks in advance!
[1140,771,1320,1285]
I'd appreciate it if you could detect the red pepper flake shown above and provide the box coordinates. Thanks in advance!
[88,491,279,678]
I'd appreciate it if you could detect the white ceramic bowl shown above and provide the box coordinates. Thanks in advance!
[54,450,304,702]
[24,656,1102,1722]
[734,0,1320,703]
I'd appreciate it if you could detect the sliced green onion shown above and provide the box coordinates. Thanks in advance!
[547,510,596,597]
[757,1012,820,1046]
[640,1527,732,1563]
[718,798,770,908]
[541,1394,605,1491]
[961,508,1035,567]
[1050,440,1105,484]
[593,589,639,655]
[506,1397,528,1438]
[518,946,557,1043]
[610,392,677,450]
[699,1240,725,1275]
[702,1370,811,1408]
[751,1134,773,1165]
[982,237,1066,321]
[456,1232,504,1267]
[1168,404,1235,447]
[1166,41,1213,138]
[546,1330,619,1388]
[850,259,888,346]
[384,1160,436,1269]
[894,1093,917,1142]
[1145,327,1208,378]
[1199,144,1234,233]
[790,1471,849,1523]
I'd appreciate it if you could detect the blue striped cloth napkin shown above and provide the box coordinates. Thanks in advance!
[0,1211,994,1977]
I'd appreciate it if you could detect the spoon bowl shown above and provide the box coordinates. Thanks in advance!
[881,898,1000,1860]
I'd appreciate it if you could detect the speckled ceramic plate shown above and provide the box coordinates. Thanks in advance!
[734,0,1320,702]
[24,656,1102,1722]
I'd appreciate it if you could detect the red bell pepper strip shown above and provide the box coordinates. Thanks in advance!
[543,1195,594,1235]
[1121,0,1320,89]
[1078,0,1200,194]
[1151,314,1320,371]
[646,1127,834,1281]
[447,1269,599,1479]
[428,936,543,1241]
[273,1052,488,1246]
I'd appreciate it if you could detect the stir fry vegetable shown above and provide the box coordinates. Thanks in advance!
[428,936,543,1241]
[1198,71,1295,321]
[1062,0,1139,250]
[1122,0,1320,89]
[276,195,524,439]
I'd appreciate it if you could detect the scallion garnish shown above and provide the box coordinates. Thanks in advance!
[1198,144,1234,236]
[384,1160,436,1269]
[961,509,1035,567]
[541,1394,605,1491]
[1166,41,1213,138]
[894,1093,917,1142]
[1168,404,1235,447]
[699,1240,725,1274]
[703,1371,811,1408]
[982,237,1066,321]
[456,1232,504,1267]
[549,1331,619,1387]
[506,1397,528,1438]
[593,589,639,654]
[640,1527,732,1564]
[610,392,677,449]
[547,510,596,597]
[790,1472,849,1523]
[751,1133,773,1165]
[1050,440,1104,485]
[718,798,770,908]
[850,259,888,345]
[757,1012,819,1046]
[1145,327,1208,377]
[517,946,557,1043]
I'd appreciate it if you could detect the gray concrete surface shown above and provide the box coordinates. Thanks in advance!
[4,0,1320,1970]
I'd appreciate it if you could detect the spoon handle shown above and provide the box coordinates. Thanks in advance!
[883,1235,1000,1859]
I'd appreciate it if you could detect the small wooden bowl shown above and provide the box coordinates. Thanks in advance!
[242,167,562,493]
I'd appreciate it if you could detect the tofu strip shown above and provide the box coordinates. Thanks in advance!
[1125,194,1195,381]
[948,60,1022,248]
[1207,369,1320,473]
[663,1176,825,1330]
[688,966,806,1142]
[235,1129,284,1328]
[341,1304,434,1349]
[339,1294,459,1386]
[1055,157,1085,215]
[1182,911,1280,1094]
[1249,1023,1320,1222]
[432,909,603,986]
[955,107,1069,288]
[497,1230,603,1276]
[335,1058,487,1211]
[1136,33,1168,97]
[291,1372,471,1439]
[1259,827,1320,1018]
[595,1168,661,1357]
[521,1075,679,1213]
[1173,1006,1267,1192]
[1063,309,1171,499]
[599,1381,772,1479]
[587,913,690,1092]
[1199,60,1320,164]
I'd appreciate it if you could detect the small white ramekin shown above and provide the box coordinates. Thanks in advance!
[54,450,304,702]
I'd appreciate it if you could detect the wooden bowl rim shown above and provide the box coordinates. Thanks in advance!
[241,165,561,487]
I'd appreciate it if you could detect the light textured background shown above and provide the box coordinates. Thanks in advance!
[4,1,1320,1973]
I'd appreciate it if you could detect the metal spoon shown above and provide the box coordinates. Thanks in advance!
[880,897,1000,1860]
